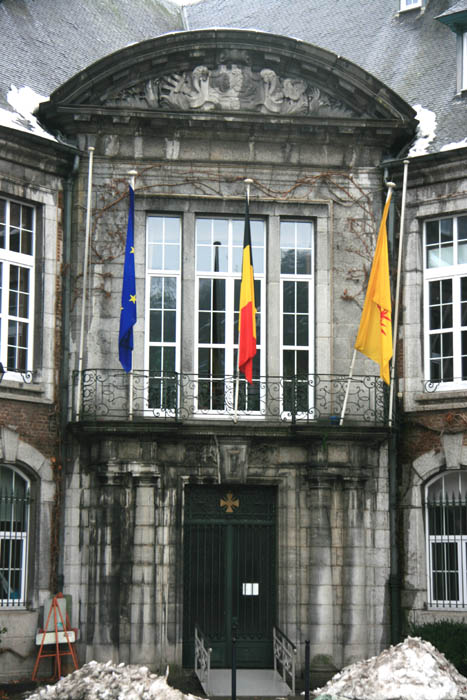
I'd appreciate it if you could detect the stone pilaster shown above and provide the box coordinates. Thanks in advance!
[342,477,368,665]
[307,476,335,671]
[129,472,158,665]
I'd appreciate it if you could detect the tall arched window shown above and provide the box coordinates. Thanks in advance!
[426,471,467,608]
[0,466,30,606]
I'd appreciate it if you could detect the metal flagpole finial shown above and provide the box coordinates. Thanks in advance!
[386,181,396,189]
[244,178,253,203]
[128,169,138,189]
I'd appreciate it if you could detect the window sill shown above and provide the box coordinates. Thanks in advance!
[0,379,46,403]
[398,3,422,13]
[415,387,467,409]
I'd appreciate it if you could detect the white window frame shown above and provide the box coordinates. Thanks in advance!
[463,32,467,92]
[145,214,181,416]
[423,215,467,390]
[0,465,30,608]
[279,219,315,419]
[0,197,35,381]
[400,0,422,11]
[425,471,467,609]
[194,216,266,417]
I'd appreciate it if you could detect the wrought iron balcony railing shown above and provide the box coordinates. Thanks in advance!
[71,369,391,426]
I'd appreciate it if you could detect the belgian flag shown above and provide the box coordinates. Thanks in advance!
[238,198,257,383]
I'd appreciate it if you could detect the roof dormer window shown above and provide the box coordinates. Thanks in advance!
[436,7,467,94]
[400,0,422,11]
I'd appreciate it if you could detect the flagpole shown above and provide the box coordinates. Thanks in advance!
[76,146,95,419]
[127,170,137,421]
[234,178,253,423]
[340,181,395,426]
[388,159,409,428]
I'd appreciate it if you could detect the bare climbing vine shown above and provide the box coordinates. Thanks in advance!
[72,164,387,309]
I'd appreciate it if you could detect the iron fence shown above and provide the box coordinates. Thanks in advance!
[72,369,391,426]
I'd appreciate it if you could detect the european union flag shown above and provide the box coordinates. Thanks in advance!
[119,185,136,372]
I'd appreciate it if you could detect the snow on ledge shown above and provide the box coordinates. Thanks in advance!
[0,85,56,142]
[408,104,437,157]
[441,138,467,152]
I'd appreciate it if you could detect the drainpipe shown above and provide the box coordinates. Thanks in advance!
[61,154,80,431]
[56,153,80,592]
[389,430,401,644]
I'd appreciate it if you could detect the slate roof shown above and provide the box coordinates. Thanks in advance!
[186,0,467,155]
[0,0,183,113]
[437,0,467,15]
[0,0,465,155]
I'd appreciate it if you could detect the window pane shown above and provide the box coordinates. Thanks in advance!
[163,346,175,372]
[164,277,177,309]
[283,316,295,346]
[198,312,211,344]
[165,217,180,244]
[165,245,179,270]
[150,311,162,342]
[296,282,308,313]
[296,250,311,275]
[296,315,308,346]
[280,221,295,247]
[440,218,453,242]
[296,222,313,248]
[147,217,163,243]
[164,311,176,343]
[426,220,439,246]
[149,244,163,270]
[283,281,294,313]
[199,279,211,311]
[150,277,162,307]
[0,199,5,249]
[281,249,295,274]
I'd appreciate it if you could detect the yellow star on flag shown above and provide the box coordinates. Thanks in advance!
[129,294,136,304]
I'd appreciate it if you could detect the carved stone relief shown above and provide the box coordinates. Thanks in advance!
[105,63,356,118]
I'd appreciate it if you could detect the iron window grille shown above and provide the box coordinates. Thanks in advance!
[426,471,467,609]
[0,466,30,607]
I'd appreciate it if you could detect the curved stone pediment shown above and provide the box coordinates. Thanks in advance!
[38,29,417,130]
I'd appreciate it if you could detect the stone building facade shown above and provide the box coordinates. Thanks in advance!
[1,0,467,689]
[33,29,415,683]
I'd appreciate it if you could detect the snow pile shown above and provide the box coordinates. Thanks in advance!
[25,660,205,700]
[314,637,467,700]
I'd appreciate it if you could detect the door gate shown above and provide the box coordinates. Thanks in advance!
[183,485,276,669]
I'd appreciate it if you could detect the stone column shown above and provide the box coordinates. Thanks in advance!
[307,476,335,678]
[129,472,158,665]
[342,477,368,665]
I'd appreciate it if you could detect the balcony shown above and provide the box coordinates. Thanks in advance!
[71,370,391,427]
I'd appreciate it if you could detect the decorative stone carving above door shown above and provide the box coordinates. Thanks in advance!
[106,63,356,117]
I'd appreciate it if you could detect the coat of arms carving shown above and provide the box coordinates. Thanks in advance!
[106,63,354,117]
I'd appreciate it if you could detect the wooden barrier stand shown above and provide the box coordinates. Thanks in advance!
[32,593,79,681]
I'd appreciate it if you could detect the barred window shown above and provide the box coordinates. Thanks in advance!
[426,471,467,608]
[0,465,30,607]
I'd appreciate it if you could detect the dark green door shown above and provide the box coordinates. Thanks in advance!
[183,485,276,668]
